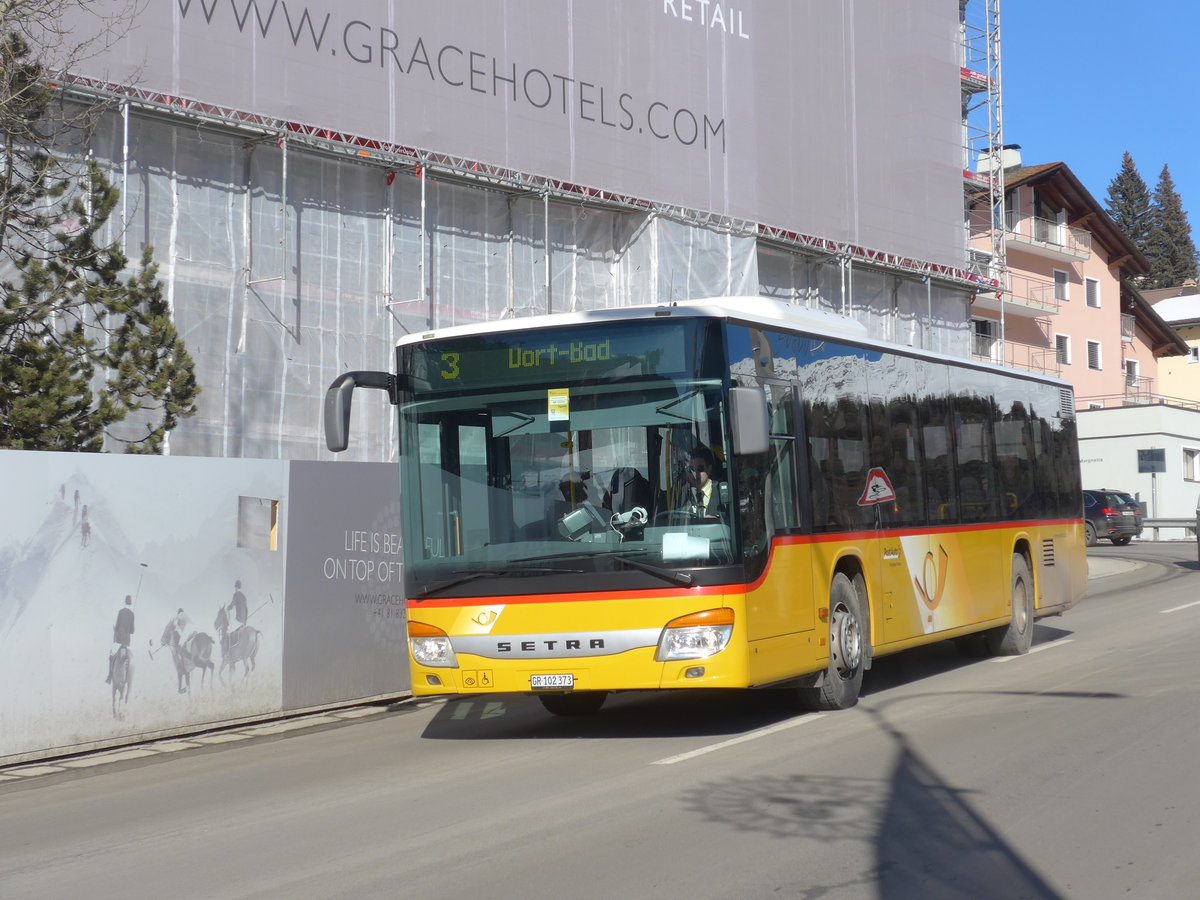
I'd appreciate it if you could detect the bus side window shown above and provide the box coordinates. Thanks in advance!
[920,413,955,523]
[871,399,925,527]
[768,438,798,531]
[994,407,1034,519]
[765,384,799,532]
[953,399,997,523]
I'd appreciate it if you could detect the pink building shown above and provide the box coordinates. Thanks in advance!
[968,156,1185,406]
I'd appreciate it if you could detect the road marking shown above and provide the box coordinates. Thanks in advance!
[191,732,252,745]
[334,706,386,719]
[481,702,507,719]
[152,740,203,753]
[651,714,826,765]
[1161,600,1200,614]
[6,765,65,778]
[990,638,1073,663]
[60,748,157,768]
[245,716,338,736]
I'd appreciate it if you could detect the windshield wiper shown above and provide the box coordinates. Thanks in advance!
[414,566,581,600]
[512,549,694,587]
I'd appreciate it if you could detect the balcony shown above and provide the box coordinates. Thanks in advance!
[1005,212,1092,262]
[970,271,1061,318]
[971,335,1061,376]
[1078,385,1200,412]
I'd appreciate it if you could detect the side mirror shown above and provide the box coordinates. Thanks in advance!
[323,370,394,452]
[729,386,769,456]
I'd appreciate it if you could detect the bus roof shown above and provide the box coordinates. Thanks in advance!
[396,296,1070,389]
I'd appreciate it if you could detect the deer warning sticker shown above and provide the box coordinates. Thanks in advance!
[857,467,896,506]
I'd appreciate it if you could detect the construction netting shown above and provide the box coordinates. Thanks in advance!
[73,106,969,461]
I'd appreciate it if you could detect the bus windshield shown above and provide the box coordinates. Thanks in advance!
[399,376,737,594]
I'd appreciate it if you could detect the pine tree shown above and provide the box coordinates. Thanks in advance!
[1146,164,1199,289]
[1105,152,1153,250]
[0,30,199,452]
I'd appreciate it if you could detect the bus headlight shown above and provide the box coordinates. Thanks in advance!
[656,608,734,661]
[409,621,458,668]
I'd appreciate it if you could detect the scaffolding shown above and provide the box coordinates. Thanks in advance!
[960,0,1006,285]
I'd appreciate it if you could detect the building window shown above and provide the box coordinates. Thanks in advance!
[1055,334,1071,365]
[971,318,997,359]
[1189,346,1200,364]
[1124,359,1139,386]
[1054,269,1070,301]
[1185,448,1200,482]
[1085,277,1100,308]
[1087,340,1102,370]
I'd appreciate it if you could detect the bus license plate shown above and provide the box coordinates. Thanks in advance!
[531,674,574,690]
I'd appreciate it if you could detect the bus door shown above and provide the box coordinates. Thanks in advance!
[742,382,813,644]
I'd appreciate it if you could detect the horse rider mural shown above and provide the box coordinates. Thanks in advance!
[105,594,135,684]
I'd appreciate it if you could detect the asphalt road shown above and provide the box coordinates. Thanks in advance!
[2,542,1198,900]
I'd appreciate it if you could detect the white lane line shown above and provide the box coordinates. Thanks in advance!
[1161,600,1200,614]
[651,714,826,765]
[990,638,1074,663]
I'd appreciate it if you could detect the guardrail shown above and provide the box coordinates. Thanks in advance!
[1142,518,1196,529]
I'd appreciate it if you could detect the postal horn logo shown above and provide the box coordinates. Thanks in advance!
[915,545,950,610]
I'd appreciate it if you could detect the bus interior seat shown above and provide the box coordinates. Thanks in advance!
[605,467,654,515]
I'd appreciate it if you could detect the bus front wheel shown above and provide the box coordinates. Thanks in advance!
[985,553,1034,656]
[538,691,608,716]
[800,573,866,711]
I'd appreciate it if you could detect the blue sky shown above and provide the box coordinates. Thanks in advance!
[1001,0,1200,223]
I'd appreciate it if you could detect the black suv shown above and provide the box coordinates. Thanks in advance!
[1082,489,1144,547]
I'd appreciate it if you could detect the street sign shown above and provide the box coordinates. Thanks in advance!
[1137,449,1166,474]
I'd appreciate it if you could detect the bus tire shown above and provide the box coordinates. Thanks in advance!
[985,553,1034,656]
[800,573,866,711]
[538,691,607,716]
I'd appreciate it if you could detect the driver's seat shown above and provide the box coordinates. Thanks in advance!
[605,467,654,515]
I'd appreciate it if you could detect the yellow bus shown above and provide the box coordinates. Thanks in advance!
[325,298,1086,715]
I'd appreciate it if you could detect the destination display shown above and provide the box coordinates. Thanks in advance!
[403,322,693,394]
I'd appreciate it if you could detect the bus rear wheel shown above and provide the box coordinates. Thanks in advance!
[800,573,866,711]
[538,691,608,716]
[985,553,1034,656]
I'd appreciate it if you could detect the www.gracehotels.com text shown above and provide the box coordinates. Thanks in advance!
[175,0,726,153]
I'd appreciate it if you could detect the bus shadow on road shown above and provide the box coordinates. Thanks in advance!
[847,622,1074,696]
[677,733,1067,898]
[419,688,809,741]
[418,624,1079,741]
[674,689,1118,899]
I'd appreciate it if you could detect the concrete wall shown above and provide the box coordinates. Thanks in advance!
[0,450,405,765]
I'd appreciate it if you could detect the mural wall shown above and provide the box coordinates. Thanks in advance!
[0,451,405,764]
